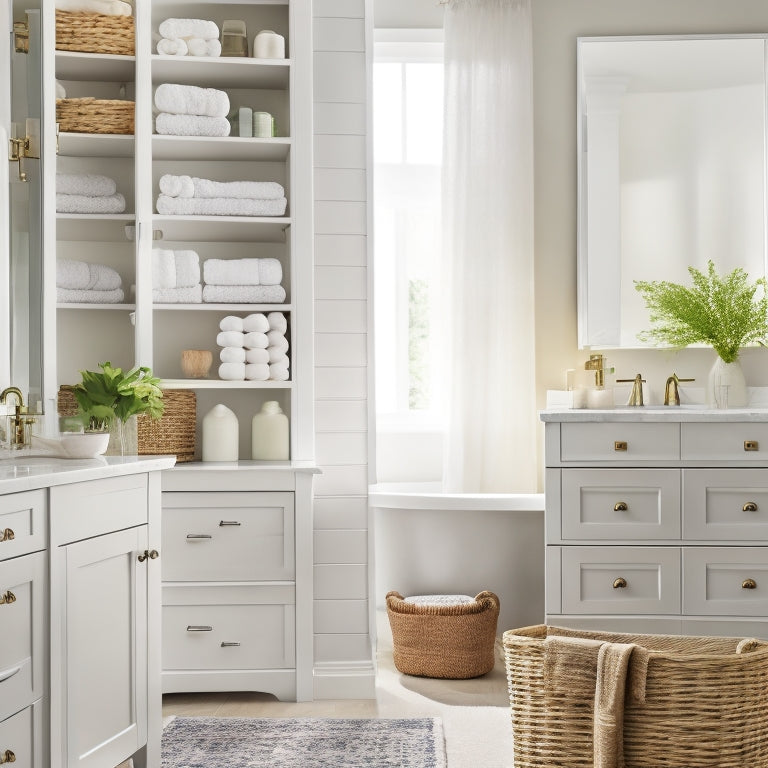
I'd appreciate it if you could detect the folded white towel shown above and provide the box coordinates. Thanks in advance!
[258,258,282,286]
[156,38,188,56]
[154,83,229,118]
[243,313,269,333]
[268,348,289,365]
[267,311,287,333]
[245,363,270,381]
[56,192,126,214]
[156,195,286,217]
[219,315,244,332]
[159,18,220,41]
[57,287,125,303]
[174,250,201,288]
[266,332,289,353]
[55,0,132,16]
[191,178,285,200]
[243,331,268,349]
[218,362,246,381]
[216,330,245,348]
[55,80,67,99]
[203,258,283,287]
[269,362,290,381]
[57,259,122,291]
[56,172,117,197]
[219,346,246,363]
[152,285,202,303]
[245,347,269,364]
[155,113,230,138]
[159,174,195,198]
[203,285,286,304]
[187,38,222,57]
[151,249,200,289]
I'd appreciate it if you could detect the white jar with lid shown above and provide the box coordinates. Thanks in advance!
[251,401,289,460]
[202,404,239,461]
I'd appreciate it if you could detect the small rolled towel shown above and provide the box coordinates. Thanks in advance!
[57,259,122,291]
[56,192,126,214]
[156,38,188,56]
[203,285,286,304]
[56,172,116,197]
[266,330,288,350]
[159,18,220,41]
[152,285,203,303]
[243,331,268,349]
[187,38,222,57]
[159,174,195,198]
[218,362,245,381]
[268,348,289,365]
[156,195,286,217]
[220,347,246,363]
[245,363,269,381]
[245,347,269,364]
[57,287,125,303]
[190,178,285,201]
[269,362,290,381]
[243,313,269,333]
[154,83,229,118]
[155,113,231,138]
[268,311,287,333]
[55,0,132,15]
[216,330,245,348]
[219,315,244,332]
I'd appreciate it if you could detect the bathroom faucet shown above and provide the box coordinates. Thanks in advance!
[664,373,695,406]
[616,374,646,406]
[0,387,32,448]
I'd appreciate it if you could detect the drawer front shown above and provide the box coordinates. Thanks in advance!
[561,469,680,540]
[162,492,294,581]
[561,546,681,614]
[560,422,680,462]
[0,701,43,768]
[681,423,768,461]
[0,490,46,562]
[683,469,768,540]
[683,547,768,616]
[0,552,45,721]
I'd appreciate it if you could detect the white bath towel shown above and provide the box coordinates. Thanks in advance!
[55,0,132,16]
[258,258,282,286]
[219,315,244,332]
[243,331,268,349]
[57,287,125,304]
[55,80,67,99]
[245,363,269,381]
[156,38,188,56]
[56,172,117,197]
[56,192,126,214]
[174,250,201,288]
[159,18,220,42]
[218,362,246,381]
[186,38,222,57]
[151,249,200,289]
[154,83,229,118]
[202,285,286,304]
[190,178,285,200]
[57,259,122,291]
[156,195,286,217]
[267,311,287,333]
[245,347,269,364]
[268,348,289,365]
[155,113,230,138]
[216,330,245,348]
[269,362,290,381]
[243,313,269,334]
[159,174,195,198]
[266,332,289,353]
[152,285,202,303]
[219,347,246,364]
[203,258,283,287]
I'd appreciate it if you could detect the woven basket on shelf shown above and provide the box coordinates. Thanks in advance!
[56,98,135,135]
[55,10,135,55]
[503,624,768,768]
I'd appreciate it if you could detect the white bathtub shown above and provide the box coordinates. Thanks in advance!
[369,483,546,635]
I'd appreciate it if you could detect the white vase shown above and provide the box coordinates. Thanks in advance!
[708,356,748,408]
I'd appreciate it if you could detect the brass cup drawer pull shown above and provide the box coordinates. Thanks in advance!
[0,591,16,605]
[0,749,15,764]
[614,501,628,512]
[742,578,758,590]
[219,520,241,526]
[137,549,159,563]
[220,641,241,647]
[743,502,759,512]
[0,528,14,543]
[186,625,213,632]
[613,577,628,589]
[614,441,628,452]
[745,440,759,452]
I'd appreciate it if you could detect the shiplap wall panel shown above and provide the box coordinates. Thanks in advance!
[315,266,367,300]
[315,564,368,599]
[314,600,369,634]
[315,201,367,234]
[314,496,368,529]
[314,52,367,102]
[314,135,367,168]
[315,300,367,334]
[315,530,368,563]
[314,168,367,201]
[315,234,367,266]
[315,400,368,431]
[314,634,370,662]
[314,18,366,51]
[313,465,369,497]
[314,103,367,135]
[314,0,365,18]
[316,432,368,465]
[315,333,367,366]
[315,367,367,399]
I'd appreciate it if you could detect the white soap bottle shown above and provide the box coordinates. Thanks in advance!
[202,404,239,461]
[251,401,289,460]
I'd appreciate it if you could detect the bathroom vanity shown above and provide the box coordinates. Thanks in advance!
[542,408,768,639]
[0,455,174,768]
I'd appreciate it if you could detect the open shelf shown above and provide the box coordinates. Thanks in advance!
[151,55,290,89]
[152,135,291,162]
[56,214,135,242]
[154,303,291,312]
[152,215,290,242]
[57,303,135,310]
[58,133,135,158]
[161,379,293,389]
[55,51,136,82]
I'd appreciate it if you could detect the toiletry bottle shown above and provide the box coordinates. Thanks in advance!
[202,404,239,461]
[251,401,289,460]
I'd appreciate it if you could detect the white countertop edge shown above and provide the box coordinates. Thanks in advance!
[164,460,320,473]
[540,407,768,422]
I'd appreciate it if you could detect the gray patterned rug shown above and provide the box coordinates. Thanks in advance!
[161,716,447,767]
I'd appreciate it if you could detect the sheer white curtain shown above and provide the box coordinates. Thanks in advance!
[440,0,537,492]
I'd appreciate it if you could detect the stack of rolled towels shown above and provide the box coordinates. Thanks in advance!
[152,249,202,303]
[57,258,124,304]
[56,172,126,214]
[217,312,289,381]
[202,258,285,303]
[55,0,132,16]
[157,18,221,57]
[155,83,230,138]
[156,174,287,217]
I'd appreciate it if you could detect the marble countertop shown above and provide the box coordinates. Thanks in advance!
[540,406,768,423]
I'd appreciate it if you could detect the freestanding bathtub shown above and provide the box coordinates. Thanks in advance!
[369,483,545,635]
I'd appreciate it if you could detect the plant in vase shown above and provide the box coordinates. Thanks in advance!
[634,261,768,407]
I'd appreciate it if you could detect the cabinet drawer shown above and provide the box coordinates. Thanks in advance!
[561,469,680,540]
[560,422,680,462]
[0,490,46,561]
[683,547,768,616]
[561,546,680,614]
[681,423,768,461]
[162,492,294,581]
[0,552,45,721]
[683,469,768,539]
[0,701,43,768]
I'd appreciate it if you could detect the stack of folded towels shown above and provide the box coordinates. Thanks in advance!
[157,18,222,57]
[154,83,230,138]
[202,257,285,303]
[156,174,287,217]
[57,258,124,304]
[152,249,202,303]
[55,0,132,16]
[216,312,289,381]
[56,172,126,214]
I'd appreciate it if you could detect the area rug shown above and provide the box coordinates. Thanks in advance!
[161,716,447,768]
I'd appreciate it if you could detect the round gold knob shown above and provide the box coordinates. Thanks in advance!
[148,549,159,560]
[743,502,758,513]
[0,749,16,764]
[0,528,14,542]
[614,502,628,512]
[0,591,16,605]
[612,577,627,589]
[742,578,757,590]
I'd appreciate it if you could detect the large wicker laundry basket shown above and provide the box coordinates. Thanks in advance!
[386,590,499,679]
[503,624,768,768]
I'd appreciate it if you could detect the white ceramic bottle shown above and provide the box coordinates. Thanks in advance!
[202,404,239,461]
[251,401,289,460]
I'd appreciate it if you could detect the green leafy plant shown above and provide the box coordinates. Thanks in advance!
[634,261,768,363]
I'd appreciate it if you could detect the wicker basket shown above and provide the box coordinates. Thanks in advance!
[386,590,499,679]
[55,10,135,55]
[56,98,135,135]
[503,624,768,768]
[58,386,196,463]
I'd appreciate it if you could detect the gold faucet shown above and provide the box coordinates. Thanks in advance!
[664,373,695,406]
[616,374,646,406]
[0,387,31,448]
[584,353,606,386]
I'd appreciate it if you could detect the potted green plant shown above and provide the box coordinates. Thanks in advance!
[634,261,768,407]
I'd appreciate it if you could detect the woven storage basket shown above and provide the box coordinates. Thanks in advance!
[58,386,196,463]
[503,624,768,768]
[386,590,499,679]
[56,98,134,135]
[55,10,135,55]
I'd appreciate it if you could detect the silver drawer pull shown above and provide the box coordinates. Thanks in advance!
[221,641,241,647]
[186,534,213,540]
[614,441,628,452]
[745,440,759,452]
[0,591,16,605]
[742,578,758,590]
[0,750,15,764]
[0,666,21,684]
[614,502,628,512]
[186,625,213,632]
[743,502,759,513]
[0,528,14,543]
[612,577,627,589]
[219,520,241,526]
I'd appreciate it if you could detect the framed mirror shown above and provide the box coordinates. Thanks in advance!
[577,35,768,348]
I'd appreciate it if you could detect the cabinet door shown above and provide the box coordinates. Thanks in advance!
[62,526,147,768]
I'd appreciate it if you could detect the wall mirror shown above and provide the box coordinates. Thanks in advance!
[577,35,768,348]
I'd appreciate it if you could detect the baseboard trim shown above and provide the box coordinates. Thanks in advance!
[313,661,376,700]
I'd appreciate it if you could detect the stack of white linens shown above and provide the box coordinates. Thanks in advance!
[154,83,230,138]
[55,0,132,15]
[156,174,287,217]
[56,173,126,214]
[202,257,285,303]
[216,312,288,381]
[157,18,221,57]
[57,258,124,303]
[152,249,202,303]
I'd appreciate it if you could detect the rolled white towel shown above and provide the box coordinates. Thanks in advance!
[156,38,188,56]
[151,249,176,289]
[243,313,269,333]
[159,174,195,198]
[56,192,126,214]
[152,285,202,303]
[189,178,284,200]
[154,83,229,118]
[219,347,246,364]
[218,362,246,381]
[219,315,244,332]
[267,311,287,333]
[204,258,260,286]
[245,363,270,381]
[245,347,269,364]
[216,330,245,348]
[57,287,125,304]
[243,331,268,349]
[55,80,67,99]
[56,172,117,197]
[156,195,286,216]
[202,284,286,304]
[57,259,122,291]
[258,258,282,286]
[155,113,231,138]
[55,0,132,16]
[267,348,289,365]
[269,362,290,381]
[159,18,220,41]
[266,331,289,352]
[186,38,222,57]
